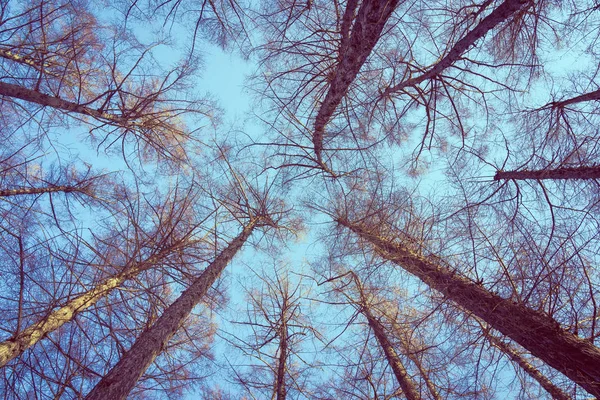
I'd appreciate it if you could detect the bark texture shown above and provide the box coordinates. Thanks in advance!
[486,334,572,400]
[383,0,529,96]
[275,314,288,400]
[84,223,255,400]
[0,81,134,127]
[336,216,600,397]
[312,0,400,164]
[0,185,81,197]
[494,166,600,181]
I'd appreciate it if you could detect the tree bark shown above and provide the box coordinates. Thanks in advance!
[84,223,255,400]
[312,0,400,164]
[550,89,600,108]
[0,81,133,127]
[336,216,600,397]
[494,166,600,181]
[275,317,288,400]
[485,333,572,400]
[383,0,529,96]
[0,185,81,197]
[0,244,183,367]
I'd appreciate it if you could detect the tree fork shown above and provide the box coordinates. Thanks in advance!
[84,223,256,400]
[336,216,600,397]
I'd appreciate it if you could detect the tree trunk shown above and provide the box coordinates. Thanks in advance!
[550,89,600,108]
[275,319,288,400]
[0,185,81,197]
[0,81,132,127]
[385,315,441,400]
[363,307,421,400]
[312,0,400,164]
[485,333,572,400]
[383,0,529,96]
[336,216,600,397]
[84,223,255,400]
[494,166,600,181]
[0,244,182,367]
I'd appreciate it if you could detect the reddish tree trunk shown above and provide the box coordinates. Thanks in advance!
[363,307,421,400]
[0,81,131,126]
[336,216,600,397]
[383,0,529,96]
[494,166,600,181]
[312,0,400,164]
[84,223,255,400]
[551,89,600,108]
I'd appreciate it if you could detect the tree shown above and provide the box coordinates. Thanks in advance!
[3,0,600,398]
[332,203,600,397]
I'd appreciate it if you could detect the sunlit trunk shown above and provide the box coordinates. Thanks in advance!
[363,306,420,400]
[0,246,176,367]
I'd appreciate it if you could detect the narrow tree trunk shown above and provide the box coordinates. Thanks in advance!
[486,333,572,400]
[312,0,400,164]
[0,245,179,367]
[84,223,255,400]
[336,216,600,397]
[383,0,529,96]
[550,89,600,108]
[363,307,421,400]
[0,185,81,197]
[494,166,600,181]
[275,320,288,400]
[0,81,132,127]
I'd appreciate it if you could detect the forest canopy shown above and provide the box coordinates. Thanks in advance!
[1,0,600,398]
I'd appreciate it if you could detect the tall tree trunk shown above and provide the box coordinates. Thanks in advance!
[0,185,82,197]
[485,333,572,400]
[0,243,184,367]
[362,306,421,400]
[84,223,256,400]
[494,166,600,181]
[383,0,529,96]
[336,216,600,397]
[312,0,400,164]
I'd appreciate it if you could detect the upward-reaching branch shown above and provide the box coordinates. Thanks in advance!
[382,0,530,97]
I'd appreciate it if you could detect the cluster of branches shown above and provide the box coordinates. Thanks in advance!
[3,0,600,399]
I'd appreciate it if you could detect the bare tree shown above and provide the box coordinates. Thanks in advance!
[332,205,600,397]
